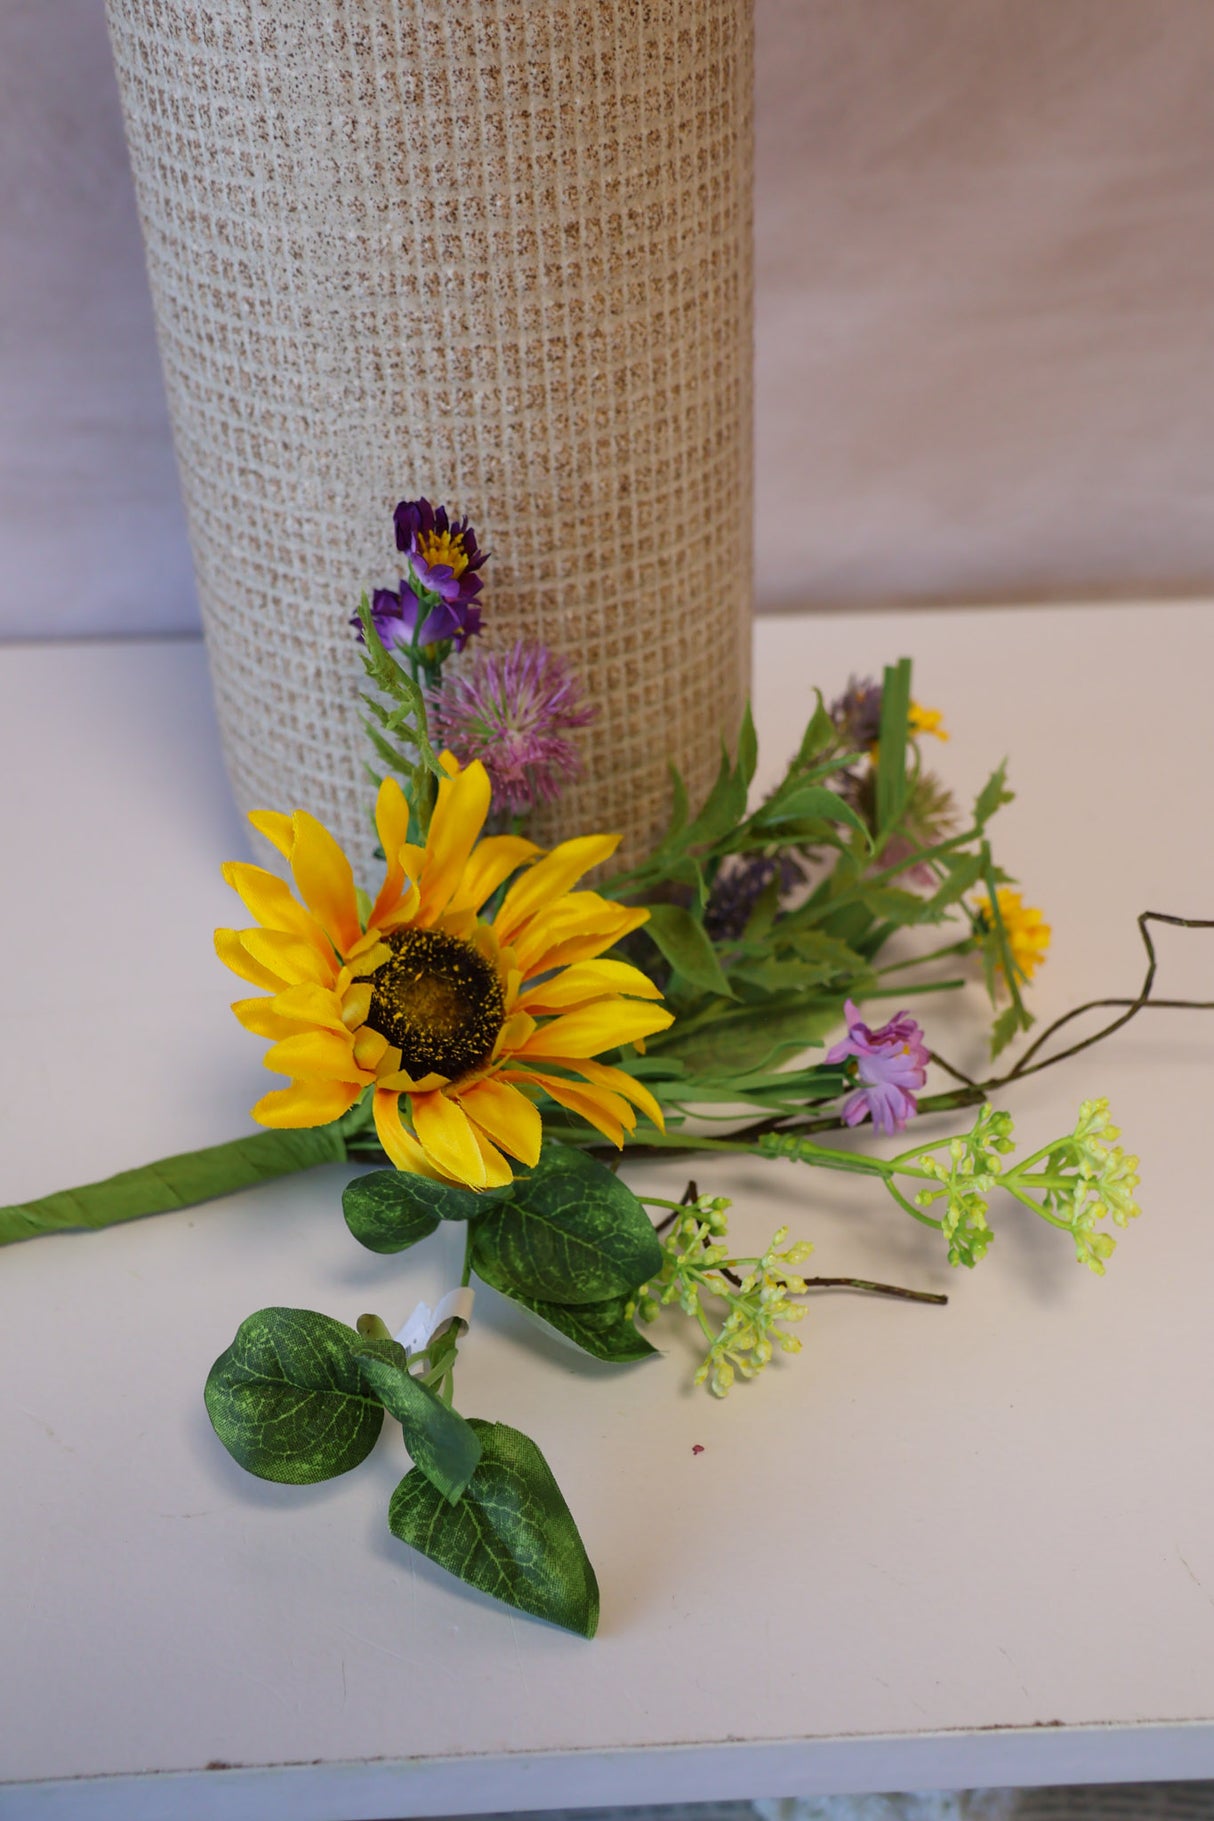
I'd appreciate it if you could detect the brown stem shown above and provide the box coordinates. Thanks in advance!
[653,1179,700,1235]
[605,910,1214,1160]
[801,1275,948,1305]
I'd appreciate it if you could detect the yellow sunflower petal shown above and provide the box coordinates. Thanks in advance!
[340,982,374,1029]
[534,909,652,973]
[373,1090,447,1177]
[220,862,328,952]
[517,958,664,1014]
[411,1088,488,1188]
[367,777,413,928]
[287,810,362,954]
[511,895,649,976]
[353,1026,392,1071]
[230,996,299,1041]
[268,982,349,1032]
[248,809,295,861]
[516,1072,628,1148]
[375,1068,448,1092]
[417,761,492,923]
[241,928,337,989]
[445,835,540,917]
[492,1009,537,1060]
[263,1028,366,1084]
[494,834,622,945]
[215,927,285,993]
[466,1123,515,1188]
[252,1079,362,1126]
[456,1077,542,1167]
[564,1057,665,1131]
[514,1000,674,1061]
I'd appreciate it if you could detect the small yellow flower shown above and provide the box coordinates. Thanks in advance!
[215,758,672,1190]
[975,887,1051,983]
[908,701,949,741]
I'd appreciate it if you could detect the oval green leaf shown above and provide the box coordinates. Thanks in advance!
[204,1307,383,1484]
[343,1168,502,1251]
[472,1141,662,1306]
[389,1420,599,1636]
[473,1249,658,1363]
[352,1338,481,1503]
[642,902,734,997]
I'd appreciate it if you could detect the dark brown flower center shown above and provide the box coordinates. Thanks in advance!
[365,927,505,1081]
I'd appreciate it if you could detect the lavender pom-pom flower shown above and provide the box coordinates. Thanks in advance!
[428,640,596,816]
[825,999,930,1136]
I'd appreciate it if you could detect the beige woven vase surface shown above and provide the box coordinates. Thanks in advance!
[105,0,754,880]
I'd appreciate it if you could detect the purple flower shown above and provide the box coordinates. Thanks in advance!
[394,497,488,609]
[825,998,929,1136]
[428,640,596,815]
[829,675,883,750]
[350,581,483,654]
[704,853,804,943]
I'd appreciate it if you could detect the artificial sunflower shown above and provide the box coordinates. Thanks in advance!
[215,758,671,1189]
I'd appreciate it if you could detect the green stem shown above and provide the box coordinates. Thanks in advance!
[0,1121,355,1249]
[882,1175,945,1231]
[876,939,976,976]
[1000,1181,1071,1231]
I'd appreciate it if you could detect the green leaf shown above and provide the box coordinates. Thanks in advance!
[343,1169,501,1252]
[990,1001,1029,1060]
[204,1307,383,1485]
[642,902,734,997]
[850,885,930,926]
[683,744,749,849]
[925,849,986,914]
[0,1125,350,1250]
[652,995,838,1075]
[473,1250,657,1362]
[974,760,1014,827]
[645,761,691,864]
[389,1420,599,1636]
[729,930,871,994]
[791,690,837,769]
[352,1339,481,1503]
[735,700,758,792]
[875,657,912,833]
[472,1141,662,1306]
[753,783,871,846]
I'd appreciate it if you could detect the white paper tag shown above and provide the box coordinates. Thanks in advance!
[394,1285,475,1356]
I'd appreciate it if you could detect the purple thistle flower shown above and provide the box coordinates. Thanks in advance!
[429,640,596,815]
[825,998,929,1136]
[394,496,489,610]
[829,675,883,750]
[350,580,483,654]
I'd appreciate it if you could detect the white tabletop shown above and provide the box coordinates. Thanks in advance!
[2,604,1213,1820]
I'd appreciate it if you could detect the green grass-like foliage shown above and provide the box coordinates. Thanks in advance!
[389,1419,600,1637]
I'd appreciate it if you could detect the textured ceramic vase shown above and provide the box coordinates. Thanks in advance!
[106,0,754,877]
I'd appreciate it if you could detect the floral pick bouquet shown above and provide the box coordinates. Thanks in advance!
[4,497,1199,1637]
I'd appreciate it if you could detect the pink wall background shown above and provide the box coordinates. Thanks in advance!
[4,0,1214,635]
